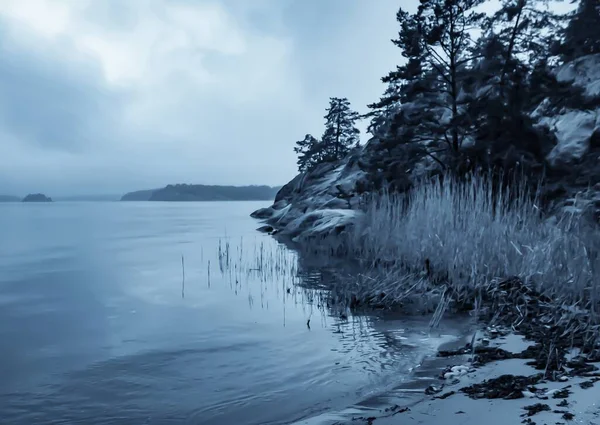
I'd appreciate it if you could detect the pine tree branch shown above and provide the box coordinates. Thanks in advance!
[424,150,448,169]
[456,54,487,66]
[426,44,452,69]
[443,132,454,150]
[422,52,453,85]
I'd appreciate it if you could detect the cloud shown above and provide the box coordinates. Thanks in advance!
[0,0,401,195]
[0,30,124,153]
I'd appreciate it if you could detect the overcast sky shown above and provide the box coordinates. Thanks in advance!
[0,0,409,196]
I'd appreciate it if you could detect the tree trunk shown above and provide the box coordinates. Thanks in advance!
[501,0,525,85]
[449,6,460,153]
[335,108,341,158]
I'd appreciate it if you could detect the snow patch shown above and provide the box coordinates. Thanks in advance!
[530,98,552,121]
[285,209,360,241]
[311,165,344,193]
[546,110,599,166]
[475,82,497,100]
[310,209,358,233]
[271,203,292,223]
[557,53,600,98]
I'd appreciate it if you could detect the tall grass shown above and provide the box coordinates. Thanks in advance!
[313,173,600,338]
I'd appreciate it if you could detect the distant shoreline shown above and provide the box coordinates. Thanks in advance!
[1,198,276,203]
[120,184,281,202]
[0,183,282,203]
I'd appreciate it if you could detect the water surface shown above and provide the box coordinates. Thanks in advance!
[0,202,459,424]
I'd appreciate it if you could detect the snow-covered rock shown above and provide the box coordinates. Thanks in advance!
[251,148,369,240]
[442,365,473,380]
[546,110,599,166]
[531,54,600,221]
[557,53,600,99]
[285,209,361,242]
[535,54,600,167]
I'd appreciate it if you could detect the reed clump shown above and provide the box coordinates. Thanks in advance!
[301,173,600,351]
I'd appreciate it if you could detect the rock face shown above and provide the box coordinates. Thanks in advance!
[22,194,52,202]
[534,54,600,220]
[251,150,370,242]
[535,54,600,167]
[541,109,598,167]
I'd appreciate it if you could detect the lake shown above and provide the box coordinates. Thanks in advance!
[0,202,461,424]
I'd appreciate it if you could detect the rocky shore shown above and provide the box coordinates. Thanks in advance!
[253,55,600,425]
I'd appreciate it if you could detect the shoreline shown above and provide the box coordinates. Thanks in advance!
[253,49,600,425]
[252,199,600,424]
[253,203,600,424]
[367,329,600,425]
[252,156,600,425]
[293,328,600,425]
[290,329,476,425]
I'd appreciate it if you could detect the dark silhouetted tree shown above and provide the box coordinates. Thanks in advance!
[367,1,486,171]
[364,79,402,136]
[487,0,565,83]
[321,97,360,161]
[294,134,321,172]
[416,0,487,153]
[558,0,600,60]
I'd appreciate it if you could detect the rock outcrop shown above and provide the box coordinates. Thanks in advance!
[534,54,600,220]
[254,54,600,236]
[251,150,371,242]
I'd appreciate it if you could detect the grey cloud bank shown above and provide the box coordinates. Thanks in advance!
[0,0,401,196]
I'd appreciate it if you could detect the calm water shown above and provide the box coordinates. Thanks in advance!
[0,202,459,424]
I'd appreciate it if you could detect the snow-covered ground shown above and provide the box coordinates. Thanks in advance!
[369,361,599,425]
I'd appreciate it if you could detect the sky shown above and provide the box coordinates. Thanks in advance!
[0,0,406,196]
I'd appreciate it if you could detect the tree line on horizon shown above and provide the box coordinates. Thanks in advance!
[292,0,600,180]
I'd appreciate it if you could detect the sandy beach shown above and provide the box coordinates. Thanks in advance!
[295,330,600,425]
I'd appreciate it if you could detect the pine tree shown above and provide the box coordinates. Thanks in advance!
[365,8,424,136]
[293,134,320,172]
[364,79,402,136]
[487,0,564,80]
[367,2,486,170]
[416,0,487,153]
[453,1,568,172]
[559,0,600,61]
[321,97,360,161]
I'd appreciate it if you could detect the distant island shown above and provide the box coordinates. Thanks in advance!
[22,193,52,202]
[121,184,281,202]
[0,195,20,202]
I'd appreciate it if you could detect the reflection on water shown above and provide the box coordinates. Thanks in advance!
[0,202,463,425]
